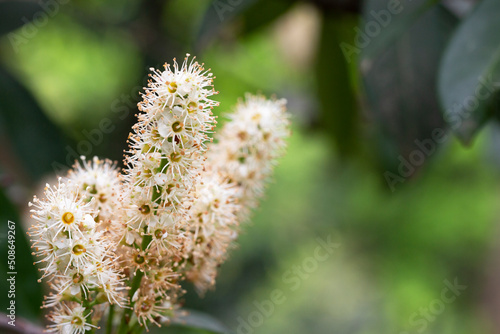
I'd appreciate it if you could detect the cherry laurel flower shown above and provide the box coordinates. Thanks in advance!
[122,54,217,239]
[47,304,98,334]
[207,94,291,216]
[114,54,219,322]
[28,55,290,333]
[181,172,240,294]
[67,156,122,224]
[29,178,125,329]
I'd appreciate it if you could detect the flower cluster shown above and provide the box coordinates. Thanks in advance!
[121,54,217,247]
[181,172,240,294]
[207,94,290,216]
[28,175,125,333]
[116,55,219,328]
[67,156,122,225]
[28,55,290,334]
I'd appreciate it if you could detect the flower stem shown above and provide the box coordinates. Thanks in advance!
[129,319,143,334]
[82,288,97,334]
[117,228,152,334]
[118,184,161,334]
[106,304,115,334]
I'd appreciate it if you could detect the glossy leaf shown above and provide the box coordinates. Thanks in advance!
[238,0,296,36]
[438,0,500,144]
[0,67,69,183]
[361,0,440,61]
[171,309,232,334]
[0,1,45,37]
[196,0,295,50]
[360,3,458,178]
[196,0,256,50]
[316,13,359,157]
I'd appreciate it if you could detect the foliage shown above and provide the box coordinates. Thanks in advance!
[1,0,500,333]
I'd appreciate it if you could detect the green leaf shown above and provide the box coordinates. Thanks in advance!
[0,66,69,183]
[0,1,44,37]
[196,0,295,50]
[238,0,296,36]
[170,309,232,334]
[196,0,257,50]
[360,4,458,176]
[360,0,440,61]
[315,13,359,157]
[438,0,500,144]
[0,187,43,322]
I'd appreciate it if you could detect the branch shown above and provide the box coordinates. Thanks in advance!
[0,313,44,334]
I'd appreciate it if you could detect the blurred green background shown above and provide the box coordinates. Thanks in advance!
[2,0,500,333]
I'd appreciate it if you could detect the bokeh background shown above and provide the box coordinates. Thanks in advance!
[2,0,500,333]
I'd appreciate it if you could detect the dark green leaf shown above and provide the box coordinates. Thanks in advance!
[0,66,69,183]
[238,0,296,36]
[0,1,44,37]
[360,0,440,61]
[0,187,43,321]
[316,13,359,157]
[196,0,295,50]
[438,0,500,144]
[171,309,232,334]
[196,0,257,50]
[360,3,458,178]
[441,0,477,18]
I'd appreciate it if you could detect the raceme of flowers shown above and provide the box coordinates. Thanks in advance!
[28,55,290,334]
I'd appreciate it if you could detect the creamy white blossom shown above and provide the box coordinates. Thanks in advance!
[47,304,98,334]
[67,156,121,224]
[207,94,290,215]
[28,55,290,334]
[29,176,125,332]
[182,172,240,294]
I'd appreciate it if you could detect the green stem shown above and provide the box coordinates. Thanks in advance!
[86,327,97,334]
[83,297,96,334]
[117,230,152,334]
[129,319,143,334]
[106,304,115,334]
[118,184,162,334]
[117,269,144,334]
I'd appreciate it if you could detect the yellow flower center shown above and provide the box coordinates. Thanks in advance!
[71,316,83,326]
[140,300,152,312]
[72,244,86,256]
[154,229,165,239]
[62,212,75,225]
[135,254,146,265]
[170,152,182,163]
[139,204,151,215]
[172,121,183,133]
[166,184,175,194]
[168,82,178,93]
[73,273,84,284]
[187,101,197,113]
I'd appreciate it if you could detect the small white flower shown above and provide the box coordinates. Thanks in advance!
[67,156,121,223]
[207,94,290,213]
[47,304,98,334]
[28,54,291,333]
[182,172,240,294]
